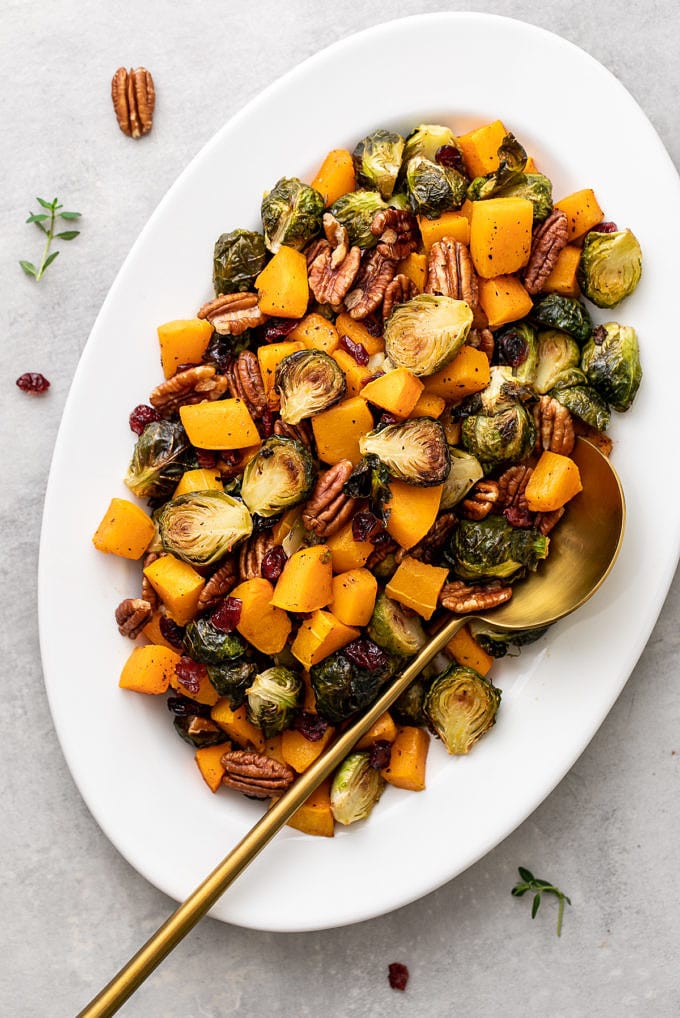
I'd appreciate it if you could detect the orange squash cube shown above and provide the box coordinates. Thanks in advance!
[169,665,219,706]
[418,211,470,250]
[409,392,446,418]
[395,252,428,292]
[285,778,335,837]
[92,497,156,560]
[195,742,232,793]
[310,149,356,206]
[524,451,583,512]
[424,345,490,401]
[541,244,582,297]
[335,313,385,356]
[257,339,305,400]
[456,120,508,178]
[381,726,430,791]
[555,188,604,241]
[288,313,340,354]
[157,318,214,379]
[446,624,494,677]
[360,367,424,417]
[385,556,449,620]
[143,554,205,626]
[173,467,223,497]
[469,197,534,278]
[326,522,374,573]
[179,399,259,450]
[355,711,398,750]
[331,347,372,398]
[210,700,265,752]
[330,568,378,627]
[255,246,309,318]
[386,482,443,551]
[229,577,292,655]
[119,644,182,695]
[271,545,334,612]
[312,396,374,466]
[291,609,359,669]
[142,611,181,651]
[281,725,335,773]
[478,275,534,329]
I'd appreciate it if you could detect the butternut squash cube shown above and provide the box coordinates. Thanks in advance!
[418,211,470,251]
[456,119,508,178]
[470,197,534,278]
[335,313,385,356]
[386,482,443,551]
[271,545,333,612]
[524,451,583,512]
[524,156,540,174]
[173,467,222,497]
[169,665,219,706]
[141,611,181,651]
[478,275,534,329]
[179,399,259,450]
[542,243,582,297]
[257,339,305,397]
[119,644,181,695]
[360,367,424,417]
[263,734,286,764]
[272,506,304,545]
[143,554,205,626]
[446,624,494,677]
[229,577,292,655]
[331,347,372,398]
[409,392,446,418]
[288,313,339,354]
[195,741,232,793]
[555,188,604,241]
[157,318,214,379]
[381,726,430,791]
[310,148,356,206]
[291,609,359,669]
[210,700,265,752]
[330,568,378,627]
[326,521,374,573]
[424,345,490,401]
[256,245,309,318]
[355,711,398,750]
[281,725,335,773]
[395,252,428,291]
[312,396,374,466]
[285,778,335,837]
[385,555,449,620]
[92,497,156,560]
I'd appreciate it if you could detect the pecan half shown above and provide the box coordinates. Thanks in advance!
[523,208,569,295]
[197,292,268,336]
[532,395,575,455]
[370,208,419,261]
[308,214,361,310]
[225,350,267,418]
[221,750,295,798]
[111,67,155,138]
[273,417,314,451]
[366,538,398,571]
[496,464,533,510]
[439,580,513,614]
[407,512,458,564]
[115,597,153,638]
[466,327,495,362]
[302,460,355,538]
[344,249,398,320]
[382,274,419,322]
[197,558,238,612]
[425,239,486,327]
[239,530,278,581]
[150,364,228,415]
[460,480,500,520]
[535,507,565,535]
[141,551,160,609]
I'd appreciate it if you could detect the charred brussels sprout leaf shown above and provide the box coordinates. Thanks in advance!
[392,677,429,726]
[310,643,395,724]
[275,349,346,425]
[466,133,528,201]
[240,436,315,518]
[496,322,539,384]
[424,664,501,754]
[580,322,642,412]
[206,660,257,709]
[261,177,324,254]
[469,622,549,660]
[157,491,253,567]
[549,382,611,432]
[245,666,302,737]
[125,420,191,501]
[352,129,405,200]
[330,751,386,825]
[530,294,593,345]
[533,329,582,394]
[461,365,532,416]
[367,593,427,657]
[328,190,395,249]
[578,229,642,309]
[447,516,549,582]
[493,173,553,222]
[343,454,393,522]
[359,417,450,486]
[440,448,484,510]
[384,293,473,377]
[212,229,267,296]
[183,618,246,666]
[405,156,467,218]
[461,404,536,473]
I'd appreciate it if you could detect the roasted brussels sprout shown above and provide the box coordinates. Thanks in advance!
[310,641,395,724]
[404,155,467,218]
[157,491,252,567]
[328,190,406,249]
[465,133,527,201]
[183,617,246,666]
[330,751,385,825]
[212,229,267,296]
[580,322,642,412]
[530,294,593,345]
[440,448,484,510]
[206,660,257,709]
[352,129,405,200]
[461,404,536,472]
[245,666,302,737]
[578,228,642,308]
[359,417,450,486]
[367,593,427,657]
[496,322,539,384]
[423,664,501,754]
[402,123,459,163]
[533,329,581,395]
[125,420,191,501]
[392,677,429,726]
[462,365,532,416]
[261,177,325,254]
[492,173,553,222]
[384,294,473,377]
[446,516,549,582]
[240,436,315,518]
[275,349,346,425]
[343,454,393,522]
[468,622,549,659]
[550,382,611,432]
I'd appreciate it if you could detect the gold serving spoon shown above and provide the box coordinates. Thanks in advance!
[78,436,624,1018]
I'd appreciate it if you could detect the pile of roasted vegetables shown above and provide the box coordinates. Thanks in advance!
[93,120,642,836]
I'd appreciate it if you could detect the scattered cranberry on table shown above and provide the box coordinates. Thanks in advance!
[16,372,50,394]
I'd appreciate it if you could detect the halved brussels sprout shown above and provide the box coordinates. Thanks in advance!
[352,129,405,200]
[465,133,527,201]
[461,404,536,472]
[533,329,581,394]
[328,190,404,249]
[330,751,386,826]
[206,660,257,709]
[261,177,325,254]
[402,123,459,163]
[240,436,315,518]
[578,228,642,308]
[384,293,473,377]
[367,593,427,657]
[360,417,450,486]
[125,420,191,501]
[440,448,485,510]
[424,664,501,754]
[183,618,246,666]
[496,322,539,384]
[275,349,346,424]
[343,454,393,522]
[462,365,532,416]
[550,382,611,432]
[446,516,549,582]
[392,677,429,726]
[405,155,467,218]
[492,173,553,222]
[157,490,253,567]
[245,666,302,737]
[530,294,593,345]
[580,322,642,412]
[213,229,267,296]
[310,643,395,724]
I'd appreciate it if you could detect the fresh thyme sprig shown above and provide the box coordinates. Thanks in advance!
[511,867,571,936]
[20,197,81,281]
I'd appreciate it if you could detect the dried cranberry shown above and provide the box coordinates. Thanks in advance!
[503,505,534,528]
[166,695,211,718]
[497,328,529,368]
[589,221,618,234]
[379,412,401,427]
[211,596,243,632]
[159,615,185,649]
[435,144,466,175]
[261,545,287,582]
[339,334,370,366]
[344,638,390,672]
[174,657,207,695]
[388,962,409,991]
[368,740,392,770]
[16,372,50,394]
[264,318,300,342]
[361,314,383,338]
[363,370,385,385]
[128,403,160,434]
[293,712,329,742]
[259,409,277,438]
[195,449,218,469]
[352,511,385,543]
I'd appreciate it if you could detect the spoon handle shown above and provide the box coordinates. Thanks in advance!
[77,613,469,1018]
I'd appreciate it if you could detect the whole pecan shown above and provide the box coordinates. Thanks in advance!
[344,249,398,320]
[221,750,295,798]
[197,292,268,336]
[439,580,513,614]
[382,273,419,322]
[532,395,575,455]
[197,558,238,612]
[111,67,155,138]
[115,597,153,638]
[225,350,267,418]
[308,214,361,310]
[149,364,228,415]
[239,530,278,581]
[425,239,486,327]
[460,480,500,520]
[302,460,356,538]
[370,208,419,261]
[523,208,569,295]
[496,464,533,510]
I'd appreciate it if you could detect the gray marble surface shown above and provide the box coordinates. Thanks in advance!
[2,1,679,1015]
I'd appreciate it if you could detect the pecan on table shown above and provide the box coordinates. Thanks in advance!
[460,480,500,520]
[466,326,495,362]
[273,417,314,451]
[221,750,295,798]
[149,364,228,415]
[238,530,278,581]
[197,292,268,336]
[301,460,356,538]
[344,249,398,320]
[425,238,486,328]
[382,273,419,322]
[197,558,238,612]
[532,395,575,455]
[522,208,569,295]
[439,580,513,614]
[308,213,361,311]
[115,597,153,638]
[225,350,267,419]
[370,208,419,261]
[111,66,155,138]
